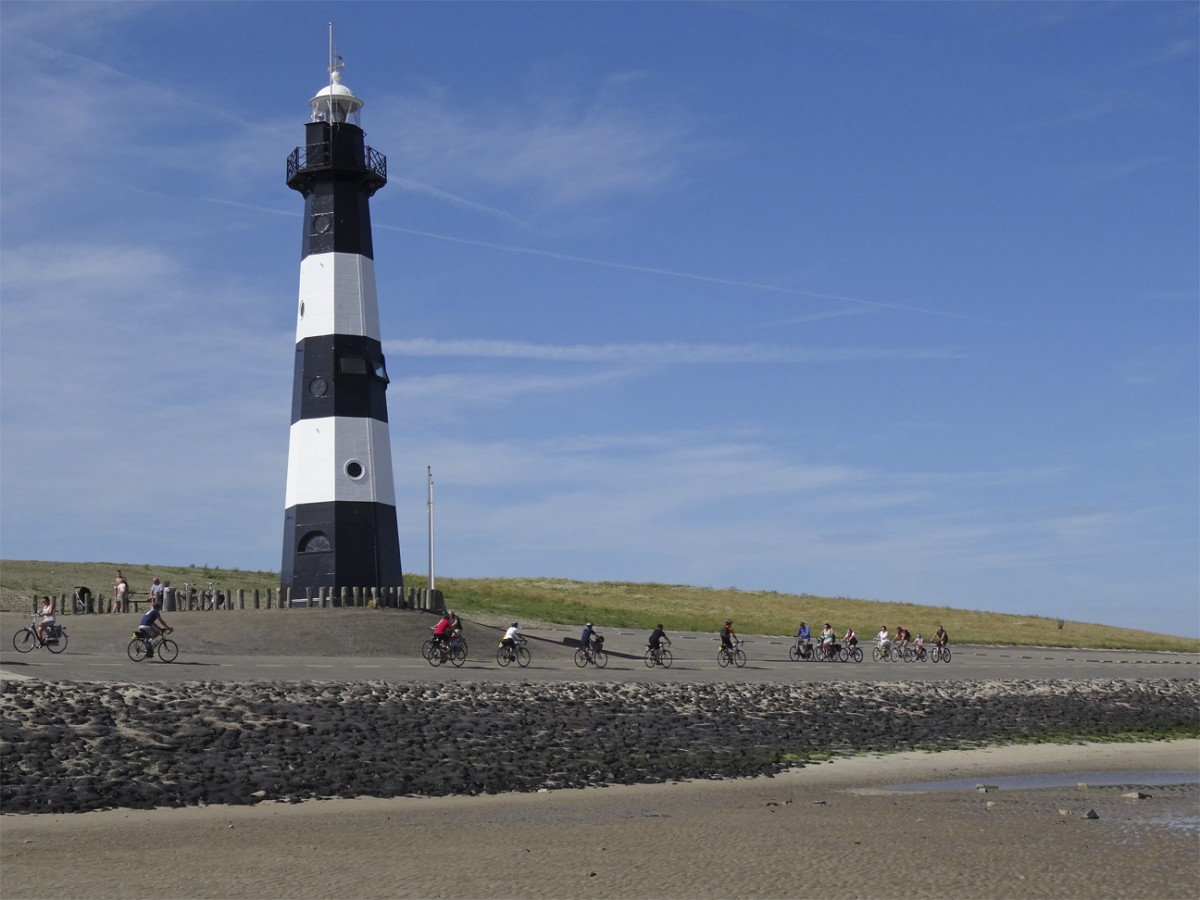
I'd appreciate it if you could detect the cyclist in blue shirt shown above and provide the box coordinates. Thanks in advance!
[137,599,172,657]
[580,622,602,662]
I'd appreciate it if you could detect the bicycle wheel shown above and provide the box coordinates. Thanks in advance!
[127,638,149,662]
[450,644,467,667]
[914,648,927,662]
[421,639,435,660]
[157,639,178,662]
[574,648,589,668]
[717,648,730,667]
[46,631,68,654]
[12,628,35,653]
[839,646,850,662]
[938,647,951,663]
[734,648,746,668]
[788,643,801,662]
[429,646,446,666]
[850,647,863,663]
[593,648,608,668]
[871,646,882,662]
[496,645,511,667]
[901,646,914,662]
[658,648,673,669]
[516,646,531,668]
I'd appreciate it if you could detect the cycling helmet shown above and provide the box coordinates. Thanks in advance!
[586,622,593,628]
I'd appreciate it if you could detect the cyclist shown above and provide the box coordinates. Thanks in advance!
[912,633,925,659]
[795,621,812,656]
[647,623,671,664]
[35,595,56,645]
[500,622,525,660]
[431,612,454,657]
[580,622,602,662]
[136,598,172,657]
[894,625,910,655]
[719,619,737,660]
[818,623,836,659]
[446,610,466,652]
[842,626,858,650]
[876,625,891,657]
[934,625,949,649]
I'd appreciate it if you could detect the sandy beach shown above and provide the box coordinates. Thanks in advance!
[2,740,1196,899]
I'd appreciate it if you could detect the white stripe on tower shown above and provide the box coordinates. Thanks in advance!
[280,56,403,598]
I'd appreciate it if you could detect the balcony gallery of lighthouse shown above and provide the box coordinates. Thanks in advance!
[280,47,404,598]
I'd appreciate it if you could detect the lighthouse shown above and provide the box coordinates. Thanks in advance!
[280,48,403,598]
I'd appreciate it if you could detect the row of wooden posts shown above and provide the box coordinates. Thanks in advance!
[30,586,446,615]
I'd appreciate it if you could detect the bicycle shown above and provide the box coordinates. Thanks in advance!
[930,644,952,663]
[12,617,68,654]
[717,643,746,668]
[814,641,841,662]
[871,643,900,662]
[574,641,608,668]
[200,581,223,610]
[788,640,814,662]
[128,628,178,662]
[72,587,92,615]
[428,635,468,667]
[496,639,530,668]
[643,645,673,668]
[840,643,864,663]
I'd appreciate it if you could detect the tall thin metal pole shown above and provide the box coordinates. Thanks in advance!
[427,466,436,591]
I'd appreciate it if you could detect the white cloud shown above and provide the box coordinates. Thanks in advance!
[390,338,966,364]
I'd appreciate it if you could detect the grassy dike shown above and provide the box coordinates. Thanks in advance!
[2,559,1197,652]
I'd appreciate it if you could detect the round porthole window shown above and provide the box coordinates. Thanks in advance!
[312,213,332,235]
[309,376,328,398]
[345,460,365,480]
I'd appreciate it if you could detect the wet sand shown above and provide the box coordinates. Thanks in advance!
[2,741,1196,899]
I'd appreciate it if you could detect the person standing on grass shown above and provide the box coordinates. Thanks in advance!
[113,570,129,613]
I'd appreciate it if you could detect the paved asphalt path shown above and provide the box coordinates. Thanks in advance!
[3,625,1196,684]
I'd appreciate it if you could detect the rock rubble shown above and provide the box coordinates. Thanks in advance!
[2,678,1196,814]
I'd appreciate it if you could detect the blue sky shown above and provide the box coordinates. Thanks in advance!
[1,2,1196,637]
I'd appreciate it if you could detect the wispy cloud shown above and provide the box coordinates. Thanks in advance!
[377,223,992,322]
[1068,155,1173,188]
[373,83,699,214]
[390,338,966,364]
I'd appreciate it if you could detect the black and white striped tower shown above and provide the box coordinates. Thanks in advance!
[281,47,403,598]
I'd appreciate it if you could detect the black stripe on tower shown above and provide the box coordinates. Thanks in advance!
[282,501,403,594]
[287,120,386,259]
[291,334,390,423]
